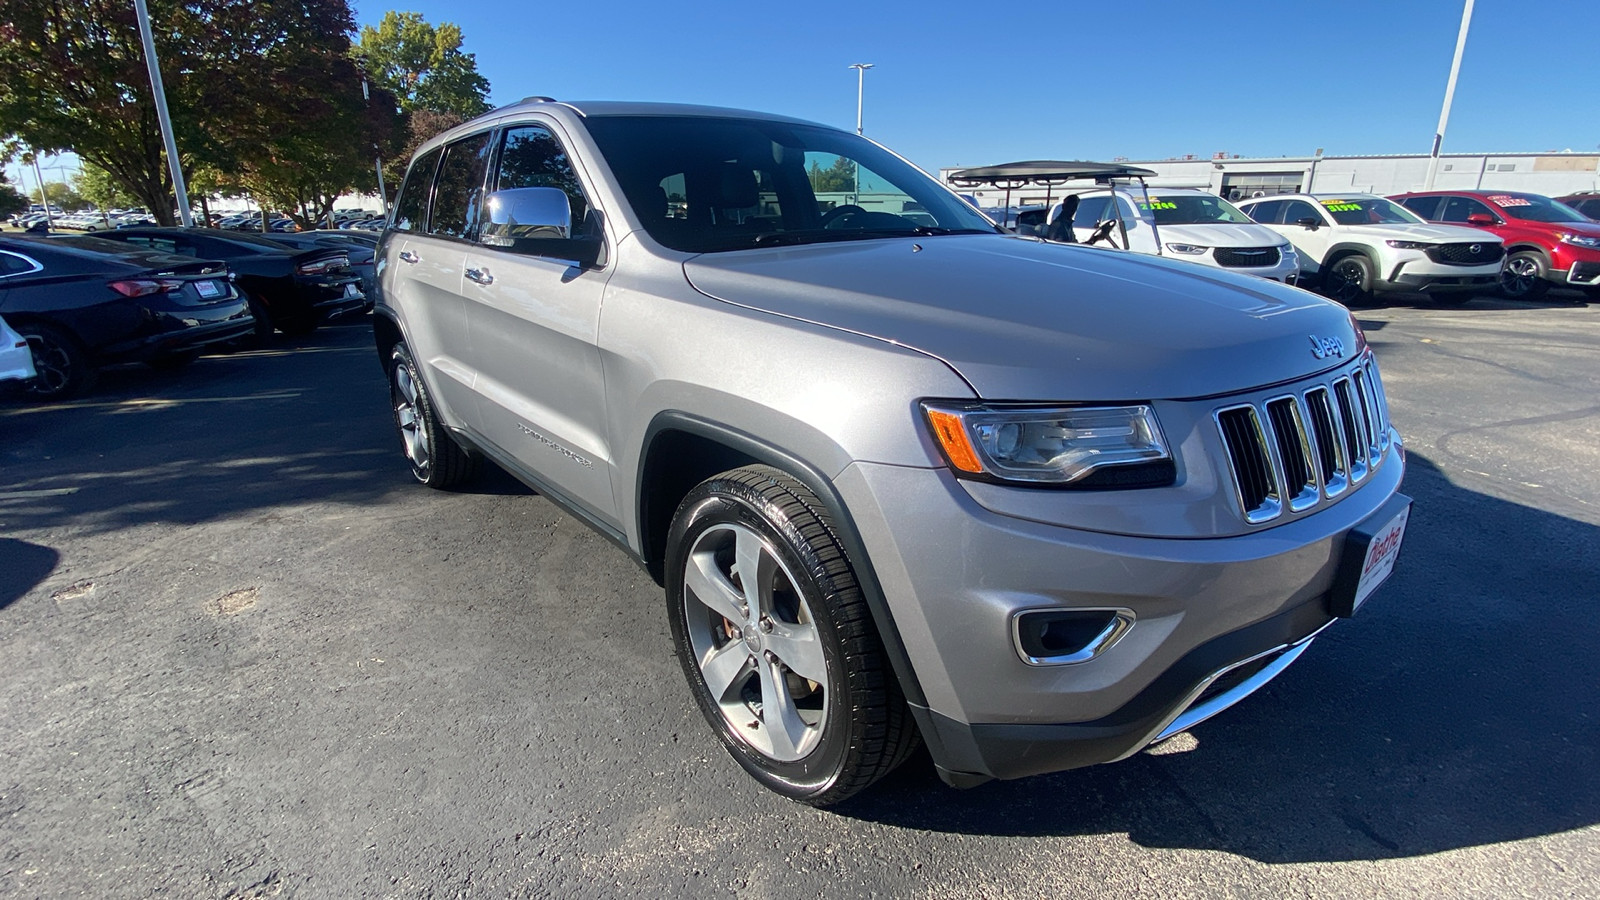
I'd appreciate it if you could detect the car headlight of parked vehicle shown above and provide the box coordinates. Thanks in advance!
[1559,232,1600,249]
[922,403,1169,484]
[1164,243,1209,255]
[1385,240,1432,250]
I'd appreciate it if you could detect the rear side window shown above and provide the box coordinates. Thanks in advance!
[494,125,595,234]
[1398,196,1442,220]
[0,251,41,277]
[393,147,443,233]
[1244,199,1284,224]
[1072,196,1111,229]
[429,133,494,240]
[1439,196,1498,224]
[1279,200,1324,225]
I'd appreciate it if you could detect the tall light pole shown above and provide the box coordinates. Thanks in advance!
[1423,0,1475,190]
[849,63,874,135]
[134,0,193,226]
[362,79,389,217]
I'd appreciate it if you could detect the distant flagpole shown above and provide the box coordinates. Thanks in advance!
[1423,0,1475,190]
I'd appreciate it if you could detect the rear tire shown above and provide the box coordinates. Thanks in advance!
[1499,251,1550,300]
[388,342,475,488]
[665,465,920,806]
[18,322,95,401]
[1323,255,1375,306]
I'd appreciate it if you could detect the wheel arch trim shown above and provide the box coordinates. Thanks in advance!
[637,410,931,712]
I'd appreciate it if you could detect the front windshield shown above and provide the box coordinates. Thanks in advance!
[1318,197,1422,226]
[1131,192,1254,225]
[1485,193,1588,223]
[584,116,998,253]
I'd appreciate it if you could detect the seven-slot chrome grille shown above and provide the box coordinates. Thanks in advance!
[1214,353,1392,524]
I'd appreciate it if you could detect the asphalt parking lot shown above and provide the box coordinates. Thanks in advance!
[3,292,1598,900]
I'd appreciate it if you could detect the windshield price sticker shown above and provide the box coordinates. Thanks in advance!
[1488,195,1532,207]
[1138,200,1178,211]
[1321,200,1363,212]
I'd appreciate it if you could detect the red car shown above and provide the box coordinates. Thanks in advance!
[1390,190,1600,300]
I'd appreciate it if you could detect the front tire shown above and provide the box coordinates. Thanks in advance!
[1499,251,1550,300]
[1324,255,1375,306]
[388,343,475,488]
[665,465,919,806]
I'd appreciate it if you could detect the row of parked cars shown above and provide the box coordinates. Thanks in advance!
[0,226,376,400]
[982,180,1600,305]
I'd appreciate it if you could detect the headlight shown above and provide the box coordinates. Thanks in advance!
[1385,240,1431,250]
[922,403,1170,485]
[1559,232,1600,249]
[1165,243,1208,255]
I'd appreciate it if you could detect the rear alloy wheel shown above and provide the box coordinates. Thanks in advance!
[1324,255,1375,306]
[19,323,95,401]
[665,466,919,806]
[1499,251,1550,300]
[388,342,474,488]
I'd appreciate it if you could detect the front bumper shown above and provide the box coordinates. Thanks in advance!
[834,440,1406,784]
[1379,255,1501,292]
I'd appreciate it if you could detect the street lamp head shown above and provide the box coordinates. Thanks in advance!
[848,63,874,71]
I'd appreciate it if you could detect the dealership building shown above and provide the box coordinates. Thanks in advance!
[941,151,1600,208]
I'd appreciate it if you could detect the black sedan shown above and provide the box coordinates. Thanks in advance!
[259,230,379,302]
[0,235,255,399]
[82,227,367,338]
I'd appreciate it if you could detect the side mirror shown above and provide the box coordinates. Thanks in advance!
[480,186,602,267]
[1466,213,1497,226]
[1295,217,1321,231]
[484,187,571,241]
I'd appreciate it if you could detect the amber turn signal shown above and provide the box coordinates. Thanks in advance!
[925,408,985,474]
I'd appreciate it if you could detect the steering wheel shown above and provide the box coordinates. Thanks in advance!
[819,204,867,229]
[1084,219,1122,248]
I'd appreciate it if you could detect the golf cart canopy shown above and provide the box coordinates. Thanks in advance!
[947,161,1158,189]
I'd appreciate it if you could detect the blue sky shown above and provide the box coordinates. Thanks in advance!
[12,0,1597,196]
[351,0,1600,173]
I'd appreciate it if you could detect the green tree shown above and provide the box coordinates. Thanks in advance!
[41,181,89,211]
[381,107,464,201]
[0,176,27,218]
[74,164,139,211]
[808,156,856,194]
[0,0,398,226]
[355,12,492,118]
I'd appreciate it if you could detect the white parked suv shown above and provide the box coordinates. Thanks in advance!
[1044,188,1300,283]
[1238,194,1504,305]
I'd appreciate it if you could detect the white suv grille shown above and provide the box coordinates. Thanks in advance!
[1214,354,1391,524]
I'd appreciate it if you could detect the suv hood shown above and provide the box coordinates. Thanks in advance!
[683,234,1358,401]
[1150,222,1289,249]
[1336,222,1500,243]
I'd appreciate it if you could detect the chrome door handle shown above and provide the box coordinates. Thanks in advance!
[398,250,420,264]
[465,267,494,286]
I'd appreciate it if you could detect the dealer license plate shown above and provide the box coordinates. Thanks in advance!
[1352,506,1408,613]
[194,280,221,298]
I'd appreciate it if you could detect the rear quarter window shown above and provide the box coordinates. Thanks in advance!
[393,147,443,233]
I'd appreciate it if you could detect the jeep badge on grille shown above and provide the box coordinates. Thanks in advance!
[1309,335,1346,360]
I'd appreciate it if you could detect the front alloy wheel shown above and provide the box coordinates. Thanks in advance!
[683,521,831,762]
[20,323,94,400]
[666,466,920,805]
[1326,256,1374,305]
[1499,252,1549,300]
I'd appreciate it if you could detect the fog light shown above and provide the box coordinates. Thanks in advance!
[1013,608,1134,666]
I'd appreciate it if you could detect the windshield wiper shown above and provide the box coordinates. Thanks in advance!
[751,226,991,247]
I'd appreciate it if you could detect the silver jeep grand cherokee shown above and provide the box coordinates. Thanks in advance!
[375,100,1411,805]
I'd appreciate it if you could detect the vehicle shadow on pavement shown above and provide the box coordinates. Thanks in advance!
[0,323,520,533]
[0,539,59,611]
[836,451,1600,864]
[1349,288,1589,311]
